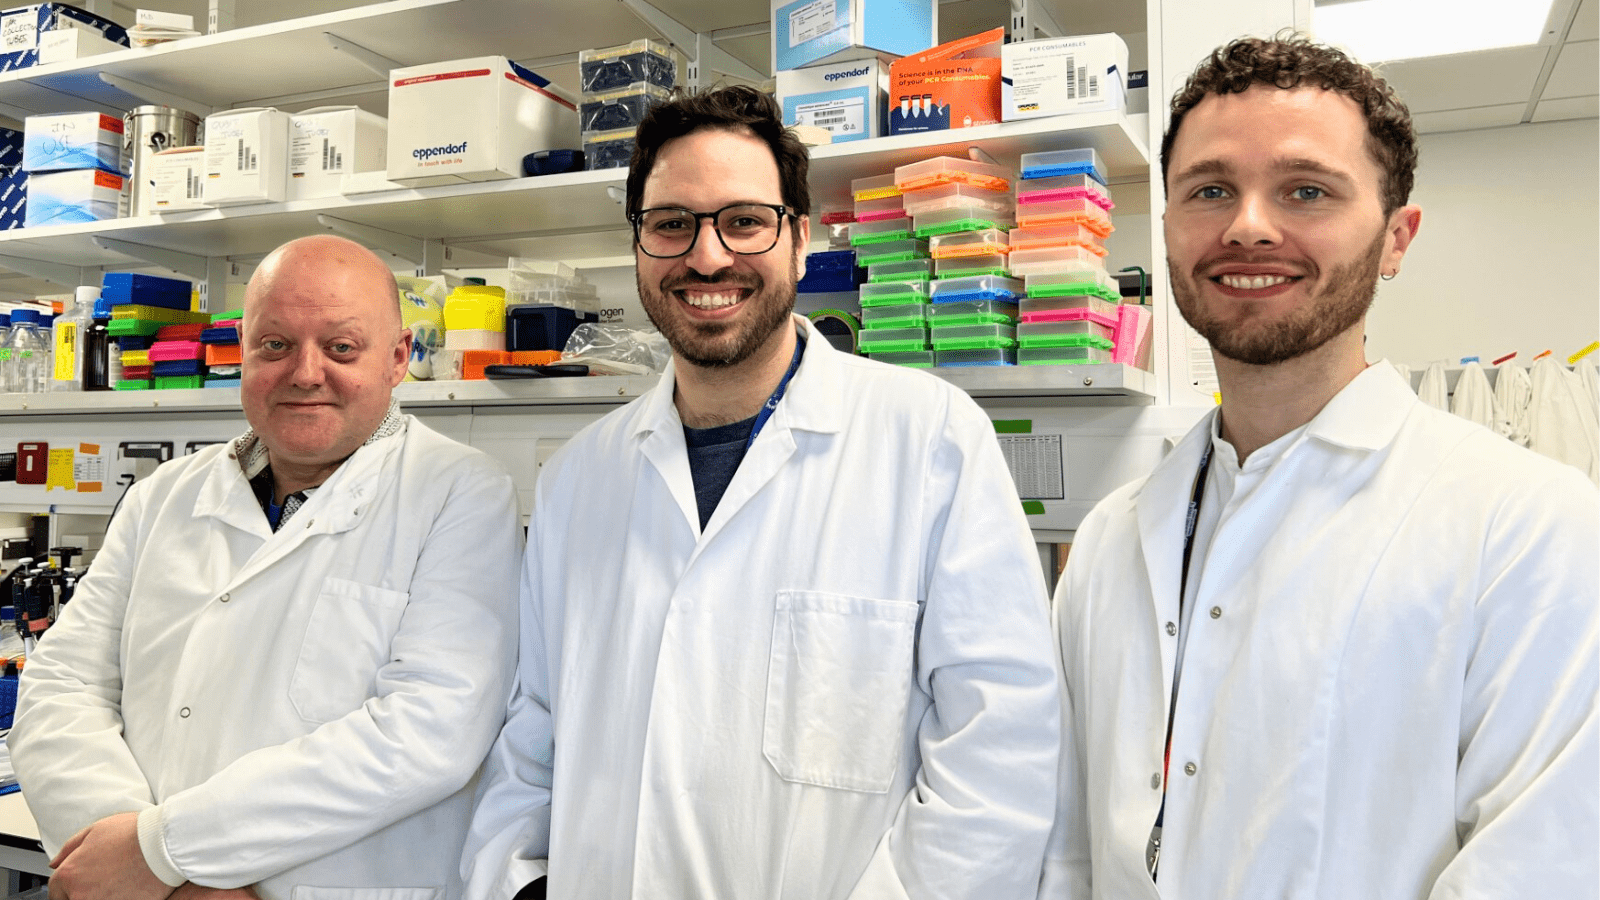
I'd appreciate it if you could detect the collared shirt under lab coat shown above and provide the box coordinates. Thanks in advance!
[1046,361,1599,899]
[12,416,521,900]
[463,316,1060,900]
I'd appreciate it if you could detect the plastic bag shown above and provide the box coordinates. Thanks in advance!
[562,323,671,375]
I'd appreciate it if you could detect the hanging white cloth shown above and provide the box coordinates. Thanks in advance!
[1581,361,1599,418]
[1391,363,1413,391]
[1417,362,1450,411]
[1494,363,1533,447]
[1528,356,1600,484]
[1450,361,1508,434]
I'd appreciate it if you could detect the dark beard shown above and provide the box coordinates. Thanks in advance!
[637,257,798,370]
[1171,228,1385,366]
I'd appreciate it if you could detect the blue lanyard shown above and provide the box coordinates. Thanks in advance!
[745,335,806,451]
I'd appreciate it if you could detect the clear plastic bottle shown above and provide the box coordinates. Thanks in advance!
[8,309,50,394]
[51,285,99,392]
[0,607,23,664]
[0,313,12,393]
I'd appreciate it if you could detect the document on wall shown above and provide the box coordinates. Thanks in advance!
[997,434,1065,501]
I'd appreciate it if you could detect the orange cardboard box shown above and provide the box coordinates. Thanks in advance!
[887,28,1003,136]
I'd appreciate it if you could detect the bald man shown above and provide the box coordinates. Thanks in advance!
[12,235,521,900]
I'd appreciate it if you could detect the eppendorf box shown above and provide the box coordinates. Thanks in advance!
[776,56,890,143]
[1002,33,1129,121]
[386,56,578,187]
[148,145,204,212]
[202,107,290,206]
[288,106,387,201]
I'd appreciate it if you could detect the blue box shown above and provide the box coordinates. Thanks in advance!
[771,0,935,72]
[0,126,24,230]
[101,273,193,309]
[508,305,598,353]
[0,3,126,72]
[798,249,864,293]
[23,111,122,173]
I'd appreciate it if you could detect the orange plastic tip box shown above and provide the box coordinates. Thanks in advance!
[205,344,242,366]
[461,350,510,380]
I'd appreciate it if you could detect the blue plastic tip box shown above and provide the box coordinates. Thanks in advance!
[798,249,865,293]
[508,305,598,353]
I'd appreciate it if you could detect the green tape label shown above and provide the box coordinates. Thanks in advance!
[993,419,1033,434]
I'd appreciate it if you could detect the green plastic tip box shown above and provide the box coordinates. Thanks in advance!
[857,325,929,353]
[929,300,1018,326]
[1019,346,1114,365]
[930,324,1018,350]
[848,217,913,246]
[867,350,935,368]
[866,258,934,284]
[861,302,930,329]
[855,239,929,267]
[859,281,930,307]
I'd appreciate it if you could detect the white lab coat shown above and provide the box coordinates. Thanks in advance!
[463,316,1060,900]
[12,416,521,900]
[1528,355,1600,484]
[1448,361,1507,435]
[1046,362,1599,899]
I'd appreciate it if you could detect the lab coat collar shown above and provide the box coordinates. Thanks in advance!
[195,416,411,539]
[1303,360,1417,454]
[633,314,847,440]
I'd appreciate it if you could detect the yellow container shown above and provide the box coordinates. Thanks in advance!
[442,285,507,333]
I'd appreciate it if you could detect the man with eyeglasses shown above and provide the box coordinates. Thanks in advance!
[462,86,1060,900]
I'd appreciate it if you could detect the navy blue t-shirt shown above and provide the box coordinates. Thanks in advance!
[683,414,758,530]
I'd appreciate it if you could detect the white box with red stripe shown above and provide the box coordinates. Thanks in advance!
[386,56,579,187]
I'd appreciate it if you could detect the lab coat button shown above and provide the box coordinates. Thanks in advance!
[1165,621,1177,636]
[179,707,190,718]
[1150,773,1161,789]
[1184,762,1197,776]
[219,593,230,603]
[1210,606,1222,619]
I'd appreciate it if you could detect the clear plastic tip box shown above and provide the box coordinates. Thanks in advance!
[581,84,673,136]
[579,39,680,94]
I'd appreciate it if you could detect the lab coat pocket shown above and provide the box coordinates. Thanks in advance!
[289,577,411,724]
[291,888,441,900]
[763,590,919,793]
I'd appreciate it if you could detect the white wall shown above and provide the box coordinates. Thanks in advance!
[1364,117,1600,367]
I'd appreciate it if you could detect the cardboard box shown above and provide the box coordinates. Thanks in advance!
[771,0,936,71]
[1002,33,1129,122]
[148,145,203,212]
[38,24,122,63]
[134,8,191,29]
[888,28,1002,136]
[288,106,387,201]
[0,3,125,71]
[24,167,122,227]
[386,56,578,187]
[776,56,889,143]
[202,107,289,206]
[22,111,122,173]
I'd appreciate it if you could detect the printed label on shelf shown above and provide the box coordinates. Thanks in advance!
[46,447,75,492]
[75,443,105,493]
[997,433,1065,501]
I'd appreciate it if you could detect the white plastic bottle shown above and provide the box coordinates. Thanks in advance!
[52,286,98,392]
[8,309,49,394]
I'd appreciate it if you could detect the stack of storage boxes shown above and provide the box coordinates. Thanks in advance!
[22,113,124,227]
[201,310,242,387]
[579,39,678,171]
[850,172,931,366]
[103,274,202,390]
[1010,148,1120,366]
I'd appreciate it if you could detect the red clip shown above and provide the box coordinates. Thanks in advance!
[1492,352,1517,365]
[1533,350,1553,361]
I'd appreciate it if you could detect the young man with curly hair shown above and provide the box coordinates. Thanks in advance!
[1046,34,1597,898]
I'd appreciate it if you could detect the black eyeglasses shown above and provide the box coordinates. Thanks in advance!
[629,203,796,259]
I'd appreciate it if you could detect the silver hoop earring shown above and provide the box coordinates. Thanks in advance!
[1381,272,1397,281]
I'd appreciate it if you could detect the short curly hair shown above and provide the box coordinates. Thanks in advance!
[1161,32,1418,215]
[625,85,811,230]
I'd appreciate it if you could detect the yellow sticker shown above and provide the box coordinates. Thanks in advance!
[46,447,75,492]
[1569,341,1598,365]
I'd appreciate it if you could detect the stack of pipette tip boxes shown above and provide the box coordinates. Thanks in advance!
[853,155,1023,368]
[1010,148,1121,366]
[104,273,206,390]
[579,39,679,171]
[200,310,242,387]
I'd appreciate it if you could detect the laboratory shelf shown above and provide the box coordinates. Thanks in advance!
[0,363,1155,418]
[0,0,660,118]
